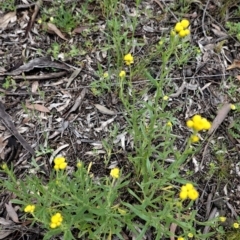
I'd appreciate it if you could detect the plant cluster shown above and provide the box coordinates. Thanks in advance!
[179,183,199,201]
[173,19,190,37]
[186,114,211,143]
[1,0,239,238]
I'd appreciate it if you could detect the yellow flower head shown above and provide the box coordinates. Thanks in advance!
[177,237,185,240]
[231,104,236,110]
[178,30,186,37]
[163,95,169,101]
[187,115,211,132]
[159,40,164,45]
[233,222,239,229]
[50,212,63,228]
[190,134,200,143]
[110,167,120,179]
[219,216,226,222]
[24,205,35,214]
[124,53,134,65]
[77,162,83,168]
[103,72,109,78]
[37,18,42,24]
[54,156,67,170]
[1,163,7,170]
[179,190,188,200]
[174,22,184,32]
[119,70,126,78]
[188,233,194,238]
[180,183,199,201]
[184,29,190,36]
[188,188,199,200]
[181,19,190,28]
[166,121,172,127]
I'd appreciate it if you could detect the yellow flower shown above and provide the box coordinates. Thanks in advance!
[219,216,226,222]
[192,115,202,122]
[166,121,172,127]
[50,17,54,22]
[186,120,194,128]
[185,183,194,190]
[54,156,67,170]
[159,40,164,45]
[1,163,7,170]
[181,19,190,28]
[50,213,63,228]
[174,22,184,32]
[24,205,35,214]
[110,167,120,179]
[201,118,211,130]
[184,29,190,36]
[188,189,199,200]
[231,104,236,110]
[37,18,42,24]
[77,162,83,168]
[103,72,109,78]
[187,115,211,132]
[179,190,188,200]
[190,135,200,143]
[124,53,134,65]
[119,70,126,78]
[180,183,199,201]
[177,237,185,240]
[163,95,169,101]
[188,233,194,238]
[179,30,187,37]
[233,222,239,228]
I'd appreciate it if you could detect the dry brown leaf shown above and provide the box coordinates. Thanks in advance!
[72,26,88,34]
[46,22,67,41]
[25,102,50,113]
[64,88,86,118]
[5,203,19,223]
[66,68,81,88]
[236,75,240,81]
[0,12,16,30]
[227,60,240,70]
[94,104,116,115]
[211,28,228,37]
[208,103,231,135]
[0,230,13,240]
[31,81,39,93]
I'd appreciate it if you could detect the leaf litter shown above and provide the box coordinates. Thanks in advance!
[0,0,240,239]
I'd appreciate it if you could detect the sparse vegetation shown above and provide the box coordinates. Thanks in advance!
[0,0,240,239]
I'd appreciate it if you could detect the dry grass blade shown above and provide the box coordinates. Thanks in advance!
[208,103,231,135]
[0,12,16,30]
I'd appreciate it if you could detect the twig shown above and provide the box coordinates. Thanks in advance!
[159,0,178,21]
[202,0,210,38]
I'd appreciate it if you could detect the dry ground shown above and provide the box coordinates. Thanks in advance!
[0,0,240,239]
